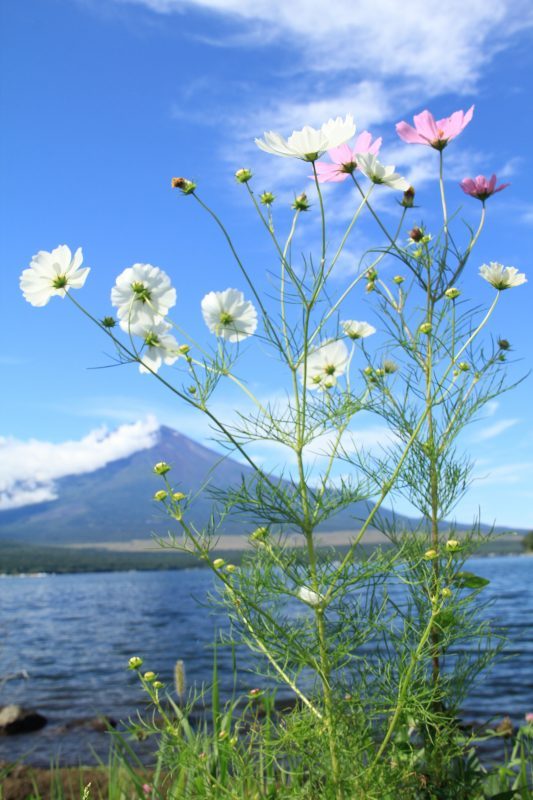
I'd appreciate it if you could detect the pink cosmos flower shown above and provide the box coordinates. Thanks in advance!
[396,106,474,150]
[314,131,382,183]
[460,174,510,201]
[525,713,533,724]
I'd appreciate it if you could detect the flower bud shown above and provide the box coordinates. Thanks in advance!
[375,368,385,378]
[171,177,196,194]
[128,656,143,670]
[409,226,424,243]
[101,316,116,328]
[363,366,374,376]
[143,671,156,682]
[248,688,263,698]
[497,338,510,351]
[250,526,269,542]
[235,168,253,183]
[445,287,461,300]
[188,385,197,394]
[424,549,438,560]
[230,736,238,746]
[323,377,336,389]
[442,587,452,598]
[365,281,375,292]
[400,186,415,208]
[260,191,275,205]
[419,322,432,334]
[152,681,164,690]
[213,558,225,569]
[393,275,404,285]
[458,361,470,372]
[445,539,461,552]
[172,491,186,502]
[382,360,398,374]
[178,344,191,355]
[225,564,238,573]
[154,490,168,502]
[292,192,310,211]
[366,268,378,281]
[153,462,171,475]
[218,730,228,740]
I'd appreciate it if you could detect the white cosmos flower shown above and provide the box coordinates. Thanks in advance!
[355,153,410,191]
[255,115,355,161]
[297,586,324,607]
[111,263,177,332]
[201,288,258,342]
[20,245,90,307]
[300,339,350,390]
[130,319,180,374]
[479,262,527,290]
[341,320,376,340]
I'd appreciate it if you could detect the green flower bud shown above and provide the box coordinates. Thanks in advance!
[366,281,375,292]
[188,385,197,394]
[497,338,510,351]
[363,366,374,376]
[393,275,405,285]
[143,671,156,682]
[171,177,196,194]
[458,361,470,372]
[442,587,453,598]
[292,192,310,211]
[153,462,171,475]
[250,526,269,542]
[213,558,225,569]
[152,681,164,690]
[260,191,275,205]
[225,564,238,573]
[445,287,461,300]
[101,316,116,328]
[445,539,461,552]
[178,344,191,355]
[172,491,186,502]
[419,322,432,334]
[128,656,143,670]
[154,490,168,502]
[424,549,438,560]
[235,168,252,183]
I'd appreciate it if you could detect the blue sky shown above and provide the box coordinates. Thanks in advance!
[1,0,532,528]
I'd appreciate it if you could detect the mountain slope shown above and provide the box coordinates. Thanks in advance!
[0,426,391,545]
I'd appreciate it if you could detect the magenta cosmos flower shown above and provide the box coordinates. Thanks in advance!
[396,106,474,150]
[460,174,510,201]
[314,131,382,183]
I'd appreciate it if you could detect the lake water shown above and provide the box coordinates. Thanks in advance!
[0,557,532,766]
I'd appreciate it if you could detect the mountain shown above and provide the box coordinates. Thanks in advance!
[0,426,390,546]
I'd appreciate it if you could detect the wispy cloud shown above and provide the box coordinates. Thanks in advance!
[473,418,520,442]
[0,417,159,510]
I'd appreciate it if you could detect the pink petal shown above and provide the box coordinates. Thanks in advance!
[396,121,426,144]
[487,174,497,192]
[460,178,476,194]
[494,182,510,194]
[326,142,354,165]
[313,161,348,183]
[412,110,439,141]
[369,136,382,155]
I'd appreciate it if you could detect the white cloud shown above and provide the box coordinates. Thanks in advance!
[473,418,520,442]
[0,417,160,510]
[473,461,533,486]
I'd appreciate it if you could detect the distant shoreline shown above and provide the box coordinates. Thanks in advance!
[0,533,526,575]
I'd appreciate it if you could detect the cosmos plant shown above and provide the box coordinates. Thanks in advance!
[20,108,526,798]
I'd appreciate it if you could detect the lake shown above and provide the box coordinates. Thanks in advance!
[0,556,532,766]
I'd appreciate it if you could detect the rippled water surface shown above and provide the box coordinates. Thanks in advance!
[0,557,531,765]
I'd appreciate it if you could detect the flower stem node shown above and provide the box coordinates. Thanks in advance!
[445,287,461,299]
[128,656,143,670]
[235,168,253,184]
[292,193,310,211]
[171,177,196,194]
[445,539,461,552]
[424,549,438,560]
[419,322,432,334]
[400,186,416,208]
[143,671,157,682]
[101,316,116,328]
[213,558,225,570]
[154,490,168,502]
[260,191,275,205]
[153,462,171,475]
[442,587,453,598]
